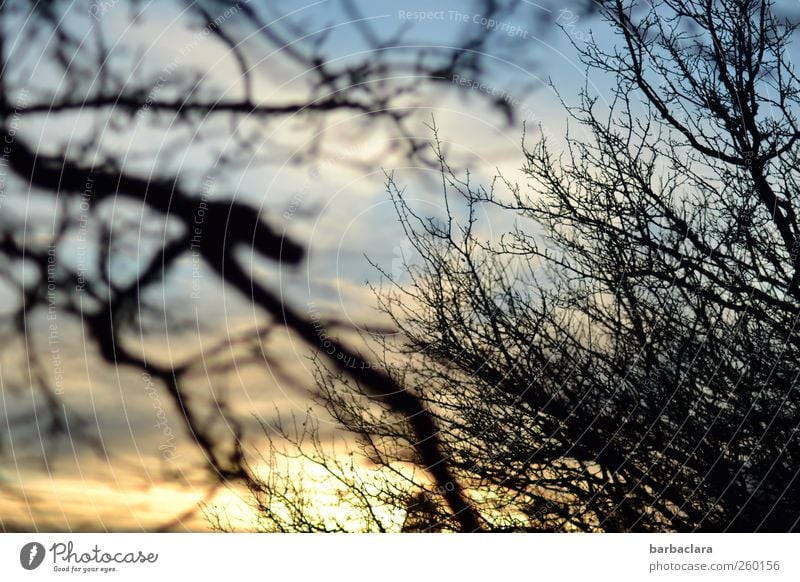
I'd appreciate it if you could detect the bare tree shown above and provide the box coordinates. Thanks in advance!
[234,0,800,532]
[0,0,592,531]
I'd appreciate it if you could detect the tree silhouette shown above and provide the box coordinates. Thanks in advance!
[233,0,800,532]
[0,0,588,531]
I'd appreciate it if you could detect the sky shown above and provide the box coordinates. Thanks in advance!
[0,0,737,531]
